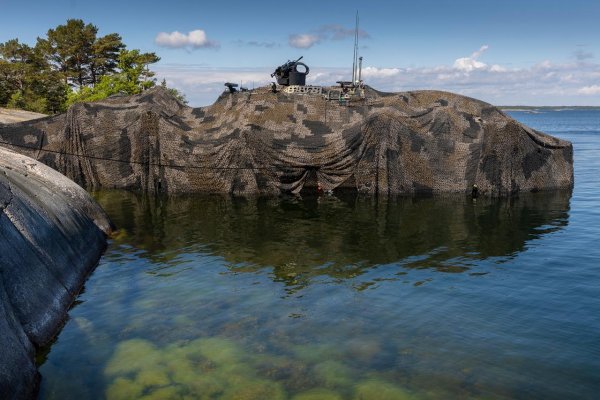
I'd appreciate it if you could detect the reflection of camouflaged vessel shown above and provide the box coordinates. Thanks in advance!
[0,86,573,196]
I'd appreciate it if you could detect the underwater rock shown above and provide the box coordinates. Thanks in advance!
[292,388,343,400]
[105,377,144,400]
[105,339,163,377]
[312,360,355,388]
[220,378,286,400]
[104,335,289,400]
[186,337,245,365]
[0,147,111,399]
[0,86,573,196]
[138,386,183,400]
[354,379,416,400]
[291,343,344,364]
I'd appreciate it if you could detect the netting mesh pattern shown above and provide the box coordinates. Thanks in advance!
[0,86,573,196]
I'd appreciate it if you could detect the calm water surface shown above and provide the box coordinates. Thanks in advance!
[39,110,600,400]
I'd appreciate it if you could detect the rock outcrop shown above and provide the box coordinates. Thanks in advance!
[0,147,112,399]
[0,86,573,195]
[0,108,46,125]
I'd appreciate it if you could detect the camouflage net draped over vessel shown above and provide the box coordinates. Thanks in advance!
[0,86,573,195]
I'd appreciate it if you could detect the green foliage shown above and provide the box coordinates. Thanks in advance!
[7,91,48,113]
[6,91,25,109]
[160,79,188,104]
[37,19,109,87]
[0,38,69,113]
[1,19,181,113]
[67,49,160,105]
[90,32,125,84]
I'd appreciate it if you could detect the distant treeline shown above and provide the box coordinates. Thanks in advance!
[0,19,184,114]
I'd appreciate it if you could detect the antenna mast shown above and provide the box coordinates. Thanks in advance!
[351,11,359,85]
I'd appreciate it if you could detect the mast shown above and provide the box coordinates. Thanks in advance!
[352,11,359,85]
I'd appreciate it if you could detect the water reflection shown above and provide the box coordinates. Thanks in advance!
[38,190,583,400]
[95,190,571,291]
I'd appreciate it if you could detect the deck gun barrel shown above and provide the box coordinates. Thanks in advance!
[271,56,309,86]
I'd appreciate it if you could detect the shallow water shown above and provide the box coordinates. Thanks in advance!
[38,110,600,400]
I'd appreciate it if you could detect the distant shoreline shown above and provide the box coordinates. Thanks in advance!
[500,106,600,112]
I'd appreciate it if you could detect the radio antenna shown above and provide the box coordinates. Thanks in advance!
[351,11,359,85]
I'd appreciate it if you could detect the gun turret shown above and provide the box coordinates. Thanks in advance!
[224,82,238,93]
[271,56,309,86]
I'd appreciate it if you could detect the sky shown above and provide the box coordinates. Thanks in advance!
[1,0,599,106]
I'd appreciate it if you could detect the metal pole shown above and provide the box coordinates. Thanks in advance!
[352,11,358,85]
[358,56,363,84]
[355,13,360,84]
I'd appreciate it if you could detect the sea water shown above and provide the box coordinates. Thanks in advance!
[38,110,600,400]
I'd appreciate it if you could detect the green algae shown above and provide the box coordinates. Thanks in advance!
[103,335,419,400]
[291,343,343,364]
[136,368,171,388]
[354,379,417,400]
[106,377,144,400]
[185,337,244,365]
[104,335,292,400]
[105,339,163,376]
[312,360,355,388]
[220,377,286,400]
[138,386,183,400]
[292,388,343,400]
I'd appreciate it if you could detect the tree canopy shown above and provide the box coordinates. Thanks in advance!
[66,49,161,105]
[0,19,185,114]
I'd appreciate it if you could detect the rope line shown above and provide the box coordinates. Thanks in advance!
[0,140,282,171]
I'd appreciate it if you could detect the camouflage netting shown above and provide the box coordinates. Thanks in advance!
[0,86,573,196]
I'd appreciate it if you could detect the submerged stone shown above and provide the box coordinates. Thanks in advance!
[220,378,286,400]
[138,386,183,400]
[312,360,355,388]
[104,339,162,376]
[354,379,417,400]
[136,368,171,389]
[185,337,245,365]
[291,343,343,364]
[105,377,144,400]
[102,335,291,399]
[292,388,343,400]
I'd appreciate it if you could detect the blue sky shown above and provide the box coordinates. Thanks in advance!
[1,0,599,106]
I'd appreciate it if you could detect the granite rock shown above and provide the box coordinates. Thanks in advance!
[0,147,111,399]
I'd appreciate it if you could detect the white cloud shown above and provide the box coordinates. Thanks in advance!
[578,85,600,95]
[288,24,370,49]
[288,34,321,49]
[534,60,553,70]
[155,29,219,49]
[317,24,370,40]
[361,67,400,78]
[155,65,272,105]
[154,51,600,106]
[453,45,490,72]
[234,40,279,48]
[454,57,487,72]
[472,45,489,58]
[452,45,508,74]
